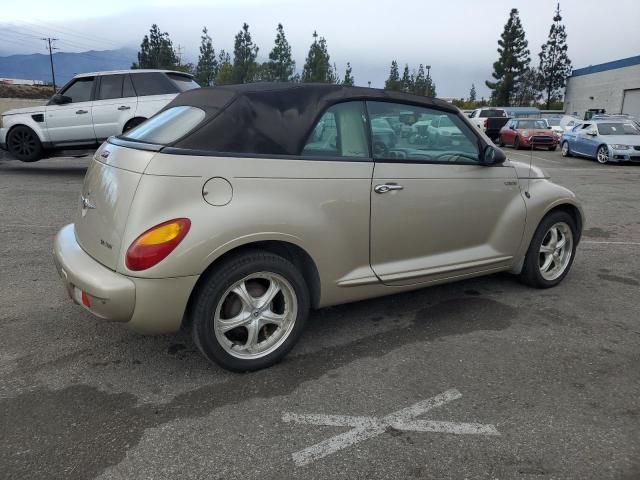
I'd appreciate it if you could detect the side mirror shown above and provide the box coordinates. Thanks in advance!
[547,126,552,129]
[50,94,72,105]
[483,145,506,165]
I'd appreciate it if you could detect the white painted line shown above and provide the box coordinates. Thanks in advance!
[582,240,640,246]
[3,224,58,229]
[284,388,499,466]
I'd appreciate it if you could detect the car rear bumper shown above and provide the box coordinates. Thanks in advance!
[54,224,198,334]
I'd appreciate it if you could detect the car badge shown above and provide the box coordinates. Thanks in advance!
[100,150,110,159]
[81,193,95,214]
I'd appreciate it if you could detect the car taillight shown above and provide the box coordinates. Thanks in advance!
[125,218,191,271]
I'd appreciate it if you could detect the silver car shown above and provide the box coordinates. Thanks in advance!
[54,84,584,371]
[561,120,640,163]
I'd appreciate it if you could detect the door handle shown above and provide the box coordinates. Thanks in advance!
[117,105,131,111]
[374,183,404,194]
[75,109,88,114]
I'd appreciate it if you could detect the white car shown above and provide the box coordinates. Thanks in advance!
[0,69,199,162]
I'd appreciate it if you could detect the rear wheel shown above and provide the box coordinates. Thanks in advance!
[561,141,571,157]
[191,251,310,371]
[519,211,577,288]
[7,126,43,162]
[596,145,609,164]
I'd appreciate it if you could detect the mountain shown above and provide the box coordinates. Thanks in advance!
[0,48,137,86]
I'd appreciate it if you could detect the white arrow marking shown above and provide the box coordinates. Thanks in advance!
[283,388,499,466]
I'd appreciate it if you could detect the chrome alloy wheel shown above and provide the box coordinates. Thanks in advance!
[214,272,298,359]
[538,222,574,281]
[596,146,609,164]
[561,142,569,157]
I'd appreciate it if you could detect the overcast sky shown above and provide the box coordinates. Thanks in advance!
[1,0,639,97]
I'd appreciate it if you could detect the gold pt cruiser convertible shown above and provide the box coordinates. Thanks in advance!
[54,84,584,371]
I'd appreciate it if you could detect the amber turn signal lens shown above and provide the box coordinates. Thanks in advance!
[125,218,191,271]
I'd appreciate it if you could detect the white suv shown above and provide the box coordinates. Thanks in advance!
[0,69,199,162]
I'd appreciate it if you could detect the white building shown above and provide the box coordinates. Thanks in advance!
[564,55,640,120]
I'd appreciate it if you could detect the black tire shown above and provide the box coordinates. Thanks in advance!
[123,117,146,133]
[498,135,505,147]
[513,136,521,150]
[561,141,572,157]
[191,250,310,371]
[519,210,578,289]
[7,126,43,162]
[549,145,557,151]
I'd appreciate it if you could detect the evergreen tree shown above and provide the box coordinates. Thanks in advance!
[302,31,333,83]
[413,64,427,96]
[384,61,401,91]
[342,62,354,86]
[538,3,572,109]
[195,27,217,86]
[132,24,180,69]
[215,50,233,85]
[486,8,531,106]
[513,67,542,106]
[469,84,477,102]
[267,23,296,82]
[401,64,413,93]
[232,23,259,84]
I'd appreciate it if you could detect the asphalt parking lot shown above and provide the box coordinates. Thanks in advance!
[1,148,639,480]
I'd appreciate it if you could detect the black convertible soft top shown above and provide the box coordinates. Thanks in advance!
[160,83,461,156]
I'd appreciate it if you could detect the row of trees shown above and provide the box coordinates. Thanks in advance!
[383,61,437,97]
[485,4,571,108]
[133,23,354,87]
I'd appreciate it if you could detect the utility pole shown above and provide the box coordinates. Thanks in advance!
[175,44,184,65]
[41,37,58,93]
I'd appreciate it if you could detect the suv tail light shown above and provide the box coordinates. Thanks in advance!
[483,119,488,129]
[125,218,191,271]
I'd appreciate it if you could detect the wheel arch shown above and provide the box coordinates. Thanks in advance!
[7,122,46,143]
[182,240,322,330]
[123,117,147,133]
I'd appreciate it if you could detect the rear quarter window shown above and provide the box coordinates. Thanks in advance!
[122,106,205,144]
[166,73,200,92]
[130,72,178,96]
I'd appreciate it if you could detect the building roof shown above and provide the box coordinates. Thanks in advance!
[499,106,541,113]
[571,55,640,77]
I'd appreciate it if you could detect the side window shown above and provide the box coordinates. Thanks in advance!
[130,72,178,97]
[301,102,369,158]
[123,75,136,98]
[97,75,123,100]
[366,101,480,164]
[60,77,94,103]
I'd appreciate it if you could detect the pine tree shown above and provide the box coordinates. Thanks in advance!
[132,24,181,69]
[539,3,572,109]
[267,23,296,82]
[469,84,477,102]
[401,64,413,93]
[215,50,233,85]
[302,31,333,83]
[232,23,259,84]
[412,64,429,96]
[342,62,354,86]
[486,8,531,106]
[384,61,401,91]
[195,27,217,86]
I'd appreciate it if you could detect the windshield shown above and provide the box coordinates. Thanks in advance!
[122,106,206,144]
[597,123,639,135]
[518,120,547,129]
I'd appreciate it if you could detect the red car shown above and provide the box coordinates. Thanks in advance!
[498,118,559,151]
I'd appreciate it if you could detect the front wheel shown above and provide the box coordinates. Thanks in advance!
[191,251,310,371]
[596,145,609,164]
[498,135,505,147]
[513,136,520,150]
[7,126,43,162]
[549,145,557,151]
[561,141,572,157]
[519,211,578,288]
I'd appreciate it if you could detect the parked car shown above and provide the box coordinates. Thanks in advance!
[561,120,640,164]
[542,117,565,136]
[498,118,559,150]
[0,69,199,162]
[53,84,584,371]
[468,107,510,141]
[370,117,397,152]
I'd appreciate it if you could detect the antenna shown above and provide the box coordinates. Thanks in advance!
[525,134,533,199]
